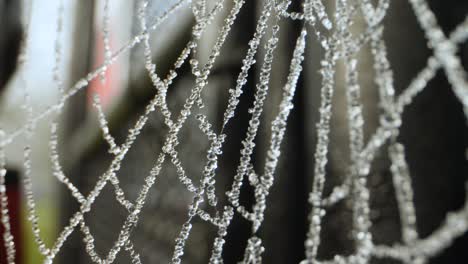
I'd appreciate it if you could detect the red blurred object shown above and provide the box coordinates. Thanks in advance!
[0,170,22,264]
[87,31,119,110]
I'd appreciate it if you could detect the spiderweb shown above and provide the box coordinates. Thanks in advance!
[0,0,467,263]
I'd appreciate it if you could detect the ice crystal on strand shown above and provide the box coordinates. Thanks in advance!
[197,114,225,207]
[0,0,467,263]
[242,236,264,264]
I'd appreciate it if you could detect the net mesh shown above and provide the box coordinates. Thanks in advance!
[0,0,467,263]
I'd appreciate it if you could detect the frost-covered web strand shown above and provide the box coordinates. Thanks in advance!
[139,0,198,194]
[304,44,337,262]
[92,94,121,155]
[51,122,142,264]
[0,1,36,262]
[197,0,282,226]
[101,0,111,82]
[303,0,332,30]
[53,0,65,95]
[221,0,275,128]
[50,123,86,204]
[396,14,468,113]
[0,130,15,264]
[389,144,419,243]
[227,11,281,217]
[23,139,51,257]
[409,0,468,117]
[339,1,374,262]
[252,26,307,236]
[373,183,468,261]
[18,3,52,256]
